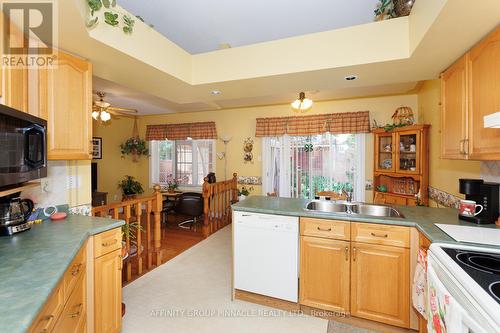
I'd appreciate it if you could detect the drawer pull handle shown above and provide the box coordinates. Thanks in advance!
[39,314,55,333]
[317,227,332,232]
[344,246,349,261]
[370,232,388,238]
[68,303,83,318]
[71,263,82,276]
[102,239,118,247]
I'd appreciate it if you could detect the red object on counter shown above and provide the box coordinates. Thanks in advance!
[50,212,67,221]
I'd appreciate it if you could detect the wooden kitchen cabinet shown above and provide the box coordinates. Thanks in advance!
[299,236,350,312]
[39,50,93,160]
[441,26,500,160]
[441,55,468,159]
[350,242,410,329]
[94,248,123,333]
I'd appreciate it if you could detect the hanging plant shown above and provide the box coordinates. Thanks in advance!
[374,0,396,21]
[120,137,149,162]
[87,0,135,34]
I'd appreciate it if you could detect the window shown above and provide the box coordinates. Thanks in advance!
[150,140,216,186]
[262,134,365,201]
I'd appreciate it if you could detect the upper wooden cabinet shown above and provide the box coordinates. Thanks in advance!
[441,55,468,159]
[39,51,93,160]
[441,26,500,160]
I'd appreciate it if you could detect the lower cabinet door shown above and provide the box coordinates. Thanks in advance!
[95,248,122,333]
[350,242,410,328]
[299,236,350,312]
[52,274,86,333]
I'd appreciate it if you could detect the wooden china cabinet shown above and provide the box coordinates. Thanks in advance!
[373,125,430,206]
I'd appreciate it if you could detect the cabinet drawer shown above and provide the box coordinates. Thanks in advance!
[352,222,410,248]
[383,195,407,206]
[53,273,86,333]
[63,243,87,303]
[94,228,121,258]
[28,285,64,333]
[300,218,350,241]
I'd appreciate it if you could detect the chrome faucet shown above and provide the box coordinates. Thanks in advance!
[342,188,354,203]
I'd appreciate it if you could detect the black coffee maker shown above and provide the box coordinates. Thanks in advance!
[459,179,500,224]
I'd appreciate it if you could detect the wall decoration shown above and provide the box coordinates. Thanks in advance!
[92,137,102,159]
[392,106,415,126]
[237,176,262,186]
[243,137,254,163]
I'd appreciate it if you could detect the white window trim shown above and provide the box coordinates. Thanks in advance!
[262,134,366,201]
[149,139,216,188]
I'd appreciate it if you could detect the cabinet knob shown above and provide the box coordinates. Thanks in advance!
[39,314,55,333]
[344,246,349,261]
[353,247,357,261]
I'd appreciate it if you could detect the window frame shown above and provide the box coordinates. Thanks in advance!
[149,139,216,188]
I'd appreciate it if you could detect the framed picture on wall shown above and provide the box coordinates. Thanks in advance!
[92,137,102,159]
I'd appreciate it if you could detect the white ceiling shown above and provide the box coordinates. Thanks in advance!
[119,0,379,54]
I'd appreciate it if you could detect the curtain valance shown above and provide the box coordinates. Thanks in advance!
[255,111,370,137]
[146,121,217,141]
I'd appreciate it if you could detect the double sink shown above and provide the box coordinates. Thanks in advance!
[305,200,405,218]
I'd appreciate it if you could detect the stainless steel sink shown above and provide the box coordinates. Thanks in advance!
[305,201,348,213]
[305,201,404,218]
[350,203,404,218]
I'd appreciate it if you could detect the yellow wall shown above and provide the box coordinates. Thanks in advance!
[417,79,480,206]
[93,117,140,203]
[130,95,418,200]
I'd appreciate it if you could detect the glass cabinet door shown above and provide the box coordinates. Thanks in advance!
[396,130,420,174]
[375,133,394,172]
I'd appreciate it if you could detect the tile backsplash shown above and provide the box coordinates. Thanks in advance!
[22,161,92,214]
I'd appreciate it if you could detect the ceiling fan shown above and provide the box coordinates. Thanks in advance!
[92,91,138,122]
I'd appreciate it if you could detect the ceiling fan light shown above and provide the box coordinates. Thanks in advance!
[100,111,111,122]
[92,111,99,120]
[291,92,313,111]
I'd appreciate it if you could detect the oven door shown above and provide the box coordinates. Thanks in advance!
[427,256,488,333]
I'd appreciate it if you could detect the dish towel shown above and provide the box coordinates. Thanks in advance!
[412,248,427,317]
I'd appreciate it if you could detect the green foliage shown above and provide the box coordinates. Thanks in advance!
[86,0,135,34]
[120,137,149,158]
[238,186,253,197]
[104,11,119,26]
[383,123,408,132]
[118,175,144,195]
[121,221,144,240]
[87,0,102,16]
[123,15,135,34]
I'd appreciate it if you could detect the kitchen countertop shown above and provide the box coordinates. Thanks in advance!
[232,196,500,246]
[0,215,124,333]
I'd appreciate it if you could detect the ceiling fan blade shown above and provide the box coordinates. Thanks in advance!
[107,106,138,114]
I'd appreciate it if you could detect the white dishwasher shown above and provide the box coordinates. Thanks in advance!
[233,211,299,302]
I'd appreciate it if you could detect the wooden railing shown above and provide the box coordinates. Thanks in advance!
[202,173,238,237]
[92,186,163,283]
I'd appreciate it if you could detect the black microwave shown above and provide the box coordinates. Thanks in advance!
[0,104,47,188]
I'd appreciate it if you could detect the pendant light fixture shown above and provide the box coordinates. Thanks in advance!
[291,92,313,112]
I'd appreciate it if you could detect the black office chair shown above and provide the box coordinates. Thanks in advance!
[173,192,204,229]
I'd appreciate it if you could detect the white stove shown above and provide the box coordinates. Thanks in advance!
[428,242,500,333]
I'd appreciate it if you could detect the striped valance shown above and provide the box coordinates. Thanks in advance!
[255,111,370,137]
[146,122,217,141]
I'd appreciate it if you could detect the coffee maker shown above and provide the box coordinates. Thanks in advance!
[0,193,34,236]
[459,179,500,224]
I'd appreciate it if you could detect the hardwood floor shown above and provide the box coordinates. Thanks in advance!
[123,213,205,285]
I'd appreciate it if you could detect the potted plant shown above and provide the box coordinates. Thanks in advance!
[120,137,149,162]
[118,175,144,201]
[238,186,253,201]
[166,175,179,193]
[121,221,143,258]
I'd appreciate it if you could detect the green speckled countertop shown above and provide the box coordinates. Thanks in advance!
[0,215,124,333]
[232,196,500,246]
